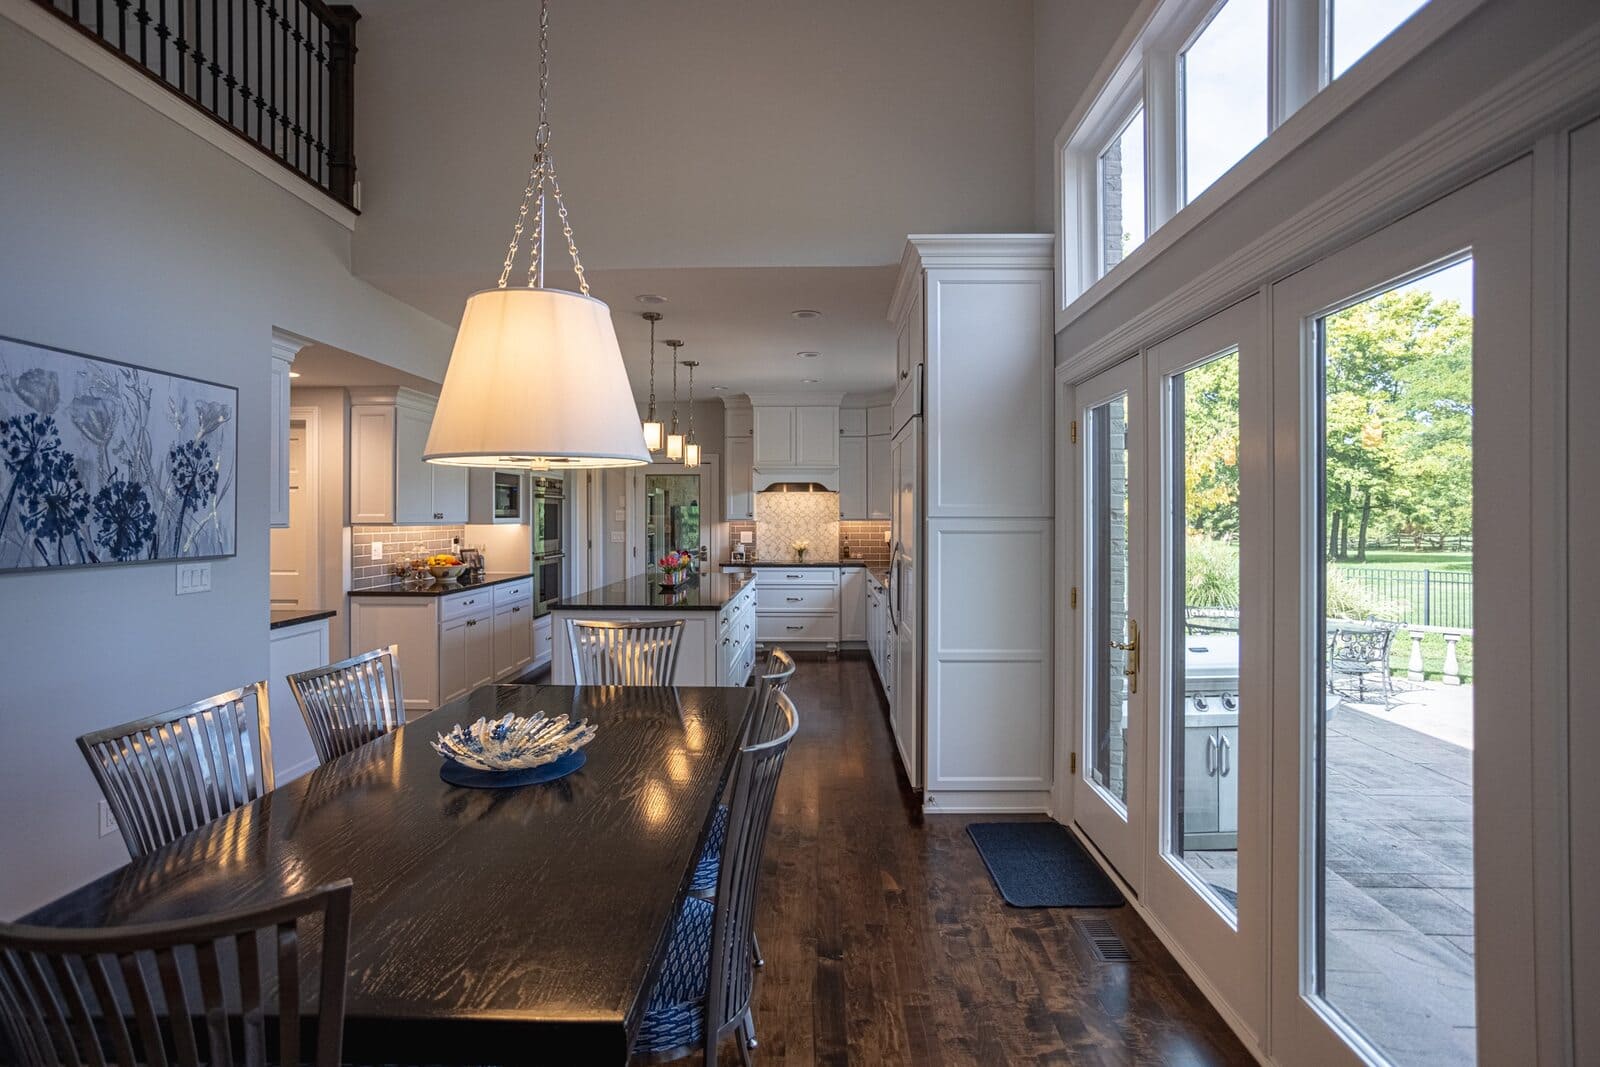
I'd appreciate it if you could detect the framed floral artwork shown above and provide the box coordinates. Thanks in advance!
[0,336,237,572]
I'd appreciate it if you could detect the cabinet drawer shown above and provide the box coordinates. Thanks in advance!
[493,580,532,606]
[759,568,838,587]
[758,585,838,614]
[440,591,492,622]
[759,613,839,643]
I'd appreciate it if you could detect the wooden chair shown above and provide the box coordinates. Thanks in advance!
[288,645,407,765]
[634,691,800,1066]
[77,683,274,861]
[0,880,353,1067]
[688,647,798,967]
[566,619,685,686]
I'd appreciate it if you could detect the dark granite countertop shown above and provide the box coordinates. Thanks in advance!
[724,559,874,568]
[270,607,337,630]
[552,573,752,613]
[349,571,534,598]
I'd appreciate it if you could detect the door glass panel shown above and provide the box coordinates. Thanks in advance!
[1099,106,1147,275]
[646,474,701,571]
[1314,258,1476,1064]
[1166,349,1242,914]
[1180,0,1269,203]
[1086,395,1133,805]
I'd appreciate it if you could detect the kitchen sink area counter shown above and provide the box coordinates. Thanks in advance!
[550,575,758,687]
[346,570,536,597]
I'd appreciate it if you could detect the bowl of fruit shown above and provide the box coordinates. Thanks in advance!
[427,553,468,582]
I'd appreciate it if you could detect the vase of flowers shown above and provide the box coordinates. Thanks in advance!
[657,549,695,588]
[792,539,810,563]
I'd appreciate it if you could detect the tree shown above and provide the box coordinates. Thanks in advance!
[1181,352,1241,539]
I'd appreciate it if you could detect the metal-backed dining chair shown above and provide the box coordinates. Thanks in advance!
[77,683,274,861]
[567,618,685,686]
[688,648,798,968]
[288,644,407,765]
[0,880,353,1067]
[633,691,801,1067]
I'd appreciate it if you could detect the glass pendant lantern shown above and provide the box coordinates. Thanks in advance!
[641,312,664,453]
[682,357,701,468]
[664,339,685,461]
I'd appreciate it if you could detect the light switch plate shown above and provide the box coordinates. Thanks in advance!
[370,541,383,559]
[98,800,118,838]
[175,562,212,595]
[613,508,626,522]
[610,531,625,543]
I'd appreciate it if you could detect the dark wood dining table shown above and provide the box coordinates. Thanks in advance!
[22,683,754,1065]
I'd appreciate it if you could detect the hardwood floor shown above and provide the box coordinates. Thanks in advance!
[730,654,1252,1067]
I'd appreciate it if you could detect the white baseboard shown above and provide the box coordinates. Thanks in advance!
[923,789,1053,814]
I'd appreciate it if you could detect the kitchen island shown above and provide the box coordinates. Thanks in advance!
[549,573,757,687]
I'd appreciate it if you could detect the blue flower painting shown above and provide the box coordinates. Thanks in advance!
[0,336,236,572]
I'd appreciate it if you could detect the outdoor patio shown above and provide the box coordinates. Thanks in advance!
[1185,679,1475,1066]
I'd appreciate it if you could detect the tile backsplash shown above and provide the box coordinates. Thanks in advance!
[351,525,466,589]
[840,520,891,566]
[754,491,840,563]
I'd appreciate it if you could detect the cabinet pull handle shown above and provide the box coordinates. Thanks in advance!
[786,596,802,602]
[1205,734,1217,776]
[1220,736,1231,777]
[434,512,444,520]
[786,625,804,631]
[512,606,521,613]
[466,619,477,627]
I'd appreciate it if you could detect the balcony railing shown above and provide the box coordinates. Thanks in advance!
[32,0,360,210]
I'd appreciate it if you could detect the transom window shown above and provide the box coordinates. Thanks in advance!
[1180,0,1269,204]
[1099,106,1147,272]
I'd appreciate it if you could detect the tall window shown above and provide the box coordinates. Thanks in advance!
[1100,107,1147,274]
[1330,0,1431,78]
[1180,0,1270,203]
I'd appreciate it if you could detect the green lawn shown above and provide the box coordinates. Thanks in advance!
[1385,630,1473,682]
[1329,549,1473,573]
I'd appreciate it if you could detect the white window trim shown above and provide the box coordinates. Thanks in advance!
[1054,0,1489,331]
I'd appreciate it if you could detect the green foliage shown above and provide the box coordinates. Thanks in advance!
[1324,568,1404,622]
[1185,535,1240,611]
[1180,353,1241,538]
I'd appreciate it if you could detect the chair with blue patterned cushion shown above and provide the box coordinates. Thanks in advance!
[687,648,796,968]
[634,690,799,1066]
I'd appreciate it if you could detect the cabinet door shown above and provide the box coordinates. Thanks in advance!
[464,611,496,691]
[1182,726,1221,836]
[839,408,868,437]
[866,434,891,519]
[1216,724,1239,834]
[795,407,839,466]
[394,403,435,523]
[432,465,469,524]
[725,407,754,438]
[838,436,867,519]
[753,407,796,467]
[725,435,754,520]
[493,601,533,677]
[349,405,396,524]
[840,568,866,642]
[438,616,469,705]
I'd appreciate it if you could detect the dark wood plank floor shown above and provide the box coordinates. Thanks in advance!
[726,654,1251,1067]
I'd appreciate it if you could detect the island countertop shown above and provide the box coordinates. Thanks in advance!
[552,572,752,613]
[349,571,534,598]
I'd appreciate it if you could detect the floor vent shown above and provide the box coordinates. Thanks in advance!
[1074,917,1133,963]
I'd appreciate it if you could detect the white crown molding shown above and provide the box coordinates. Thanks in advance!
[269,329,316,365]
[1057,20,1600,382]
[2,0,358,231]
[889,233,1055,323]
[744,391,847,407]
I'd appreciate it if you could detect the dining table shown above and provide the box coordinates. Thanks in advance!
[21,683,755,1065]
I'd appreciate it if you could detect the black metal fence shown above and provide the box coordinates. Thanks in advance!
[1339,567,1474,630]
[33,0,359,208]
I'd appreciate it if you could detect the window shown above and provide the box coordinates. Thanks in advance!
[1099,107,1147,273]
[1180,0,1270,203]
[1330,0,1431,79]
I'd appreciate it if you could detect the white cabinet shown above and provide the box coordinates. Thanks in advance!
[724,404,754,438]
[755,566,840,646]
[753,405,839,469]
[493,600,534,679]
[533,614,553,670]
[840,567,866,642]
[439,602,493,705]
[839,436,867,519]
[267,615,327,781]
[867,405,892,437]
[349,389,468,525]
[895,285,923,399]
[839,408,868,437]
[725,434,754,520]
[866,434,891,519]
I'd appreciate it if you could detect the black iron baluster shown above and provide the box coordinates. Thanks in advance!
[209,0,221,116]
[95,0,104,39]
[224,0,236,126]
[265,0,277,154]
[191,0,205,106]
[173,0,186,94]
[114,0,127,55]
[135,0,150,66]
[291,0,302,173]
[278,0,291,162]
[254,0,265,144]
[325,4,358,205]
[312,15,324,187]
[155,0,168,82]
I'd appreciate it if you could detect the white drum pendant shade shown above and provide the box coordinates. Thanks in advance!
[424,288,650,469]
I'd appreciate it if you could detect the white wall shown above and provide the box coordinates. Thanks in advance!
[288,387,353,659]
[0,20,455,917]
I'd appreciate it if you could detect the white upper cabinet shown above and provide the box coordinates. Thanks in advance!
[753,406,798,467]
[839,436,867,518]
[866,434,891,519]
[839,407,868,437]
[349,388,468,525]
[752,404,839,469]
[725,435,754,520]
[866,404,892,437]
[724,404,754,438]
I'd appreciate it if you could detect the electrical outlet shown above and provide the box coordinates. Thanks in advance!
[175,562,212,595]
[371,541,383,559]
[97,800,117,838]
[610,530,625,543]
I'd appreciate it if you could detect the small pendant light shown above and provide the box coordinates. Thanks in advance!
[641,312,664,453]
[682,357,701,468]
[664,339,685,461]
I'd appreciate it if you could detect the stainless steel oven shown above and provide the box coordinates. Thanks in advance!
[532,477,565,558]
[533,552,565,616]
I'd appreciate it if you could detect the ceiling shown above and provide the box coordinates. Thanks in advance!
[347,0,1038,396]
[290,344,442,391]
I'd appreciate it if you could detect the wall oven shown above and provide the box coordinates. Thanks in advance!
[533,552,565,616]
[532,477,565,558]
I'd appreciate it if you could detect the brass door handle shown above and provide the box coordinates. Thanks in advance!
[1110,618,1140,694]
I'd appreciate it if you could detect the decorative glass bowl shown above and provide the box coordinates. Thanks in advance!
[432,712,596,772]
[429,563,469,581]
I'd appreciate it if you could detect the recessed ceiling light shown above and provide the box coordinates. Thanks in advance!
[635,294,669,305]
[801,378,820,384]
[711,385,728,391]
[288,370,301,378]
[790,309,822,320]
[797,351,820,359]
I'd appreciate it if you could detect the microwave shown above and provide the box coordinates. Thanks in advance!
[493,471,522,520]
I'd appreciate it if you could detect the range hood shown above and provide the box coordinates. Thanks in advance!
[754,467,839,493]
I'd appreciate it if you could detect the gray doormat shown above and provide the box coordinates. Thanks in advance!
[967,821,1126,908]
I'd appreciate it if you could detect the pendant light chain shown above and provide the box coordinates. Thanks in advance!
[495,0,589,295]
[645,315,659,422]
[685,358,695,443]
[668,348,680,435]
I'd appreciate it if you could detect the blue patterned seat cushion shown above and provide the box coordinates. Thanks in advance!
[635,895,715,1054]
[688,803,730,894]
